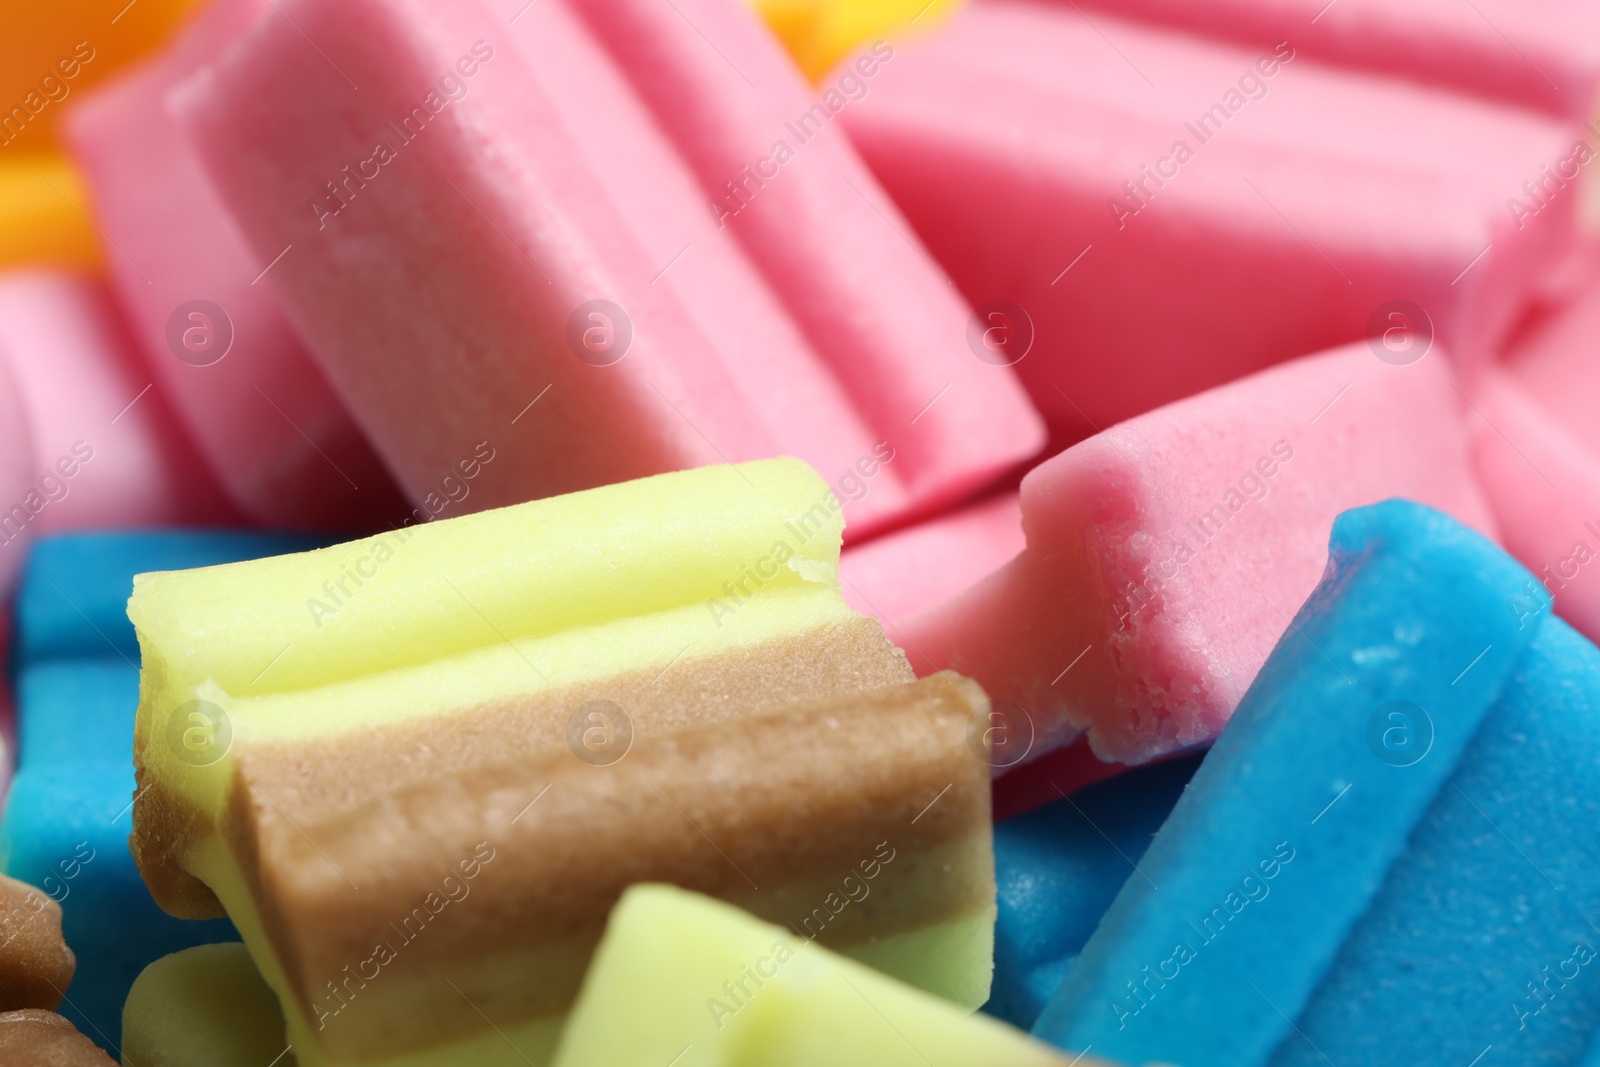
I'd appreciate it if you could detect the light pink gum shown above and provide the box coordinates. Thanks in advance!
[901,342,1497,767]
[176,0,1038,534]
[64,0,405,529]
[0,358,33,602]
[553,0,1045,515]
[839,0,1581,444]
[839,492,1023,639]
[1067,0,1600,121]
[1472,282,1600,644]
[0,271,236,534]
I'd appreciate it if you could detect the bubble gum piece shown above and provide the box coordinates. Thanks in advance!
[123,944,294,1067]
[986,755,1198,1030]
[2,533,321,1049]
[903,343,1496,767]
[1471,283,1600,645]
[0,873,76,1011]
[177,0,1038,537]
[126,460,1010,1065]
[0,157,97,270]
[750,0,964,80]
[838,492,1023,634]
[63,0,406,530]
[0,270,236,533]
[838,0,1579,441]
[558,0,1043,516]
[0,351,32,601]
[551,884,1087,1067]
[1064,0,1600,121]
[1274,615,1600,1065]
[0,1009,115,1065]
[1034,501,1545,1065]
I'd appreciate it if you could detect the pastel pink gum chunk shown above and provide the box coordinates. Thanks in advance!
[0,271,236,535]
[177,0,1041,535]
[839,0,1580,443]
[1472,284,1600,644]
[64,0,405,529]
[901,342,1498,767]
[554,0,1044,513]
[0,358,32,601]
[1066,0,1600,120]
[497,0,894,524]
[839,492,1023,637]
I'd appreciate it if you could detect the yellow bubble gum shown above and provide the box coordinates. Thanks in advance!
[0,155,98,269]
[750,0,963,80]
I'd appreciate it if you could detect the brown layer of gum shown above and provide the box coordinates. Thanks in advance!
[241,671,991,1060]
[135,616,913,919]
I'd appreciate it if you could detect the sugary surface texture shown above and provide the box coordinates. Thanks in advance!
[1273,616,1600,1065]
[0,872,75,1012]
[986,754,1199,1030]
[905,344,1496,766]
[0,1009,116,1066]
[1034,501,1543,1065]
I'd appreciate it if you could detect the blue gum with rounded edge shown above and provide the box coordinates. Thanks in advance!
[1033,500,1547,1066]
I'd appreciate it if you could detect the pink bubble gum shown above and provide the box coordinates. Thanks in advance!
[1472,283,1600,644]
[839,492,1023,637]
[64,0,406,530]
[0,356,33,601]
[175,0,1040,536]
[0,271,236,535]
[1069,0,1600,121]
[838,0,1581,444]
[556,0,1044,518]
[900,342,1497,767]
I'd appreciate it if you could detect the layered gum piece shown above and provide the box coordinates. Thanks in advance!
[129,459,995,1065]
[902,342,1496,766]
[63,0,406,529]
[1066,0,1600,121]
[837,0,1581,441]
[0,270,236,533]
[174,0,1041,538]
[1471,279,1600,644]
